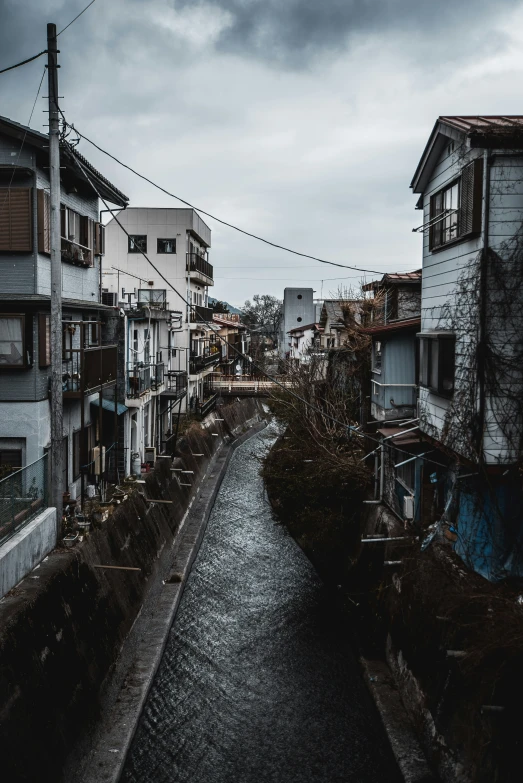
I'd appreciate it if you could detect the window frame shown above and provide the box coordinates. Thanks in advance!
[419,333,455,398]
[157,238,176,254]
[372,339,382,374]
[128,235,147,254]
[0,313,26,369]
[428,158,483,252]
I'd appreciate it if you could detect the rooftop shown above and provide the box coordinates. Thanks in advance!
[0,114,128,207]
[362,271,421,291]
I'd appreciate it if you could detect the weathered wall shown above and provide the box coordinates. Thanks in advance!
[0,397,266,783]
[0,507,56,598]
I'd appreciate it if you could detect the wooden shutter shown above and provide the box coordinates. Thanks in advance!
[0,188,32,251]
[94,222,105,255]
[37,189,51,254]
[459,157,483,237]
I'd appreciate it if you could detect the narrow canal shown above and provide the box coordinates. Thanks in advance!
[121,423,401,783]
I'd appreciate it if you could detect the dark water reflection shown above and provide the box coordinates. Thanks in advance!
[122,424,400,783]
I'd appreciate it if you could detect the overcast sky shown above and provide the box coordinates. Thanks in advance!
[2,0,523,306]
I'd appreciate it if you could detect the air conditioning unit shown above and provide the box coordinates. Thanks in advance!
[403,495,415,521]
[92,446,106,475]
[144,447,156,465]
[102,291,118,307]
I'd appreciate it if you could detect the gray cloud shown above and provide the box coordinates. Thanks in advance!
[177,0,513,67]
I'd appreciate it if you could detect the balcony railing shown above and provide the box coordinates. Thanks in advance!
[61,237,93,267]
[0,455,48,547]
[189,348,221,374]
[190,305,213,325]
[63,344,118,397]
[163,371,188,398]
[127,363,152,398]
[187,253,214,282]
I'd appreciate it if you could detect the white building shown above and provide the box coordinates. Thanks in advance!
[103,208,220,472]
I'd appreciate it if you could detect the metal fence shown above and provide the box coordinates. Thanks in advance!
[0,455,49,547]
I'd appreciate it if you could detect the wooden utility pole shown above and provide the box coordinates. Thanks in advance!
[47,23,63,529]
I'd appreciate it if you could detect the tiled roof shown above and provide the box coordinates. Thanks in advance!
[0,114,129,206]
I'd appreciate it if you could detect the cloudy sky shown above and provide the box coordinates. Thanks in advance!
[2,0,523,307]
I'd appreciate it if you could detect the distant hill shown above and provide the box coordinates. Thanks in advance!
[208,297,243,315]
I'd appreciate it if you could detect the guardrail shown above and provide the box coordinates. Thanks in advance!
[187,253,214,282]
[0,455,48,547]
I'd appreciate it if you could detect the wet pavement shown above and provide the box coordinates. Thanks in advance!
[121,423,401,783]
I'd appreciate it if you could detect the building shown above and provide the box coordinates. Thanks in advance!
[370,116,523,581]
[362,271,421,422]
[103,208,220,466]
[211,313,250,376]
[288,322,322,367]
[279,288,315,358]
[0,114,127,592]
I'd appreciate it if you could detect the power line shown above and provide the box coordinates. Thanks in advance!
[65,140,457,473]
[58,0,98,36]
[0,50,47,76]
[2,68,46,209]
[59,112,409,278]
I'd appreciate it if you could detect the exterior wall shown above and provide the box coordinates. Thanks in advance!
[371,332,418,421]
[0,399,50,465]
[281,288,314,356]
[0,507,56,598]
[396,287,421,321]
[419,140,483,458]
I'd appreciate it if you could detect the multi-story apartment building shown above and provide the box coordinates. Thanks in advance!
[0,114,127,590]
[103,208,219,468]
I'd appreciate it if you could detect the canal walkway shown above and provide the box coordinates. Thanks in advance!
[121,423,401,783]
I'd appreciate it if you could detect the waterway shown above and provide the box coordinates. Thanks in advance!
[121,423,401,783]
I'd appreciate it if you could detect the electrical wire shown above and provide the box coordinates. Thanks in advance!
[59,112,410,278]
[65,140,458,473]
[58,0,98,36]
[0,50,47,75]
[1,68,46,209]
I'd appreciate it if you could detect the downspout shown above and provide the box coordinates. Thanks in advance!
[477,149,491,463]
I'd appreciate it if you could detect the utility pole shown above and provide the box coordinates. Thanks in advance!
[47,23,63,530]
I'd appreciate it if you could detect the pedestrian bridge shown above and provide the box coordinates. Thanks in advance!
[209,375,292,396]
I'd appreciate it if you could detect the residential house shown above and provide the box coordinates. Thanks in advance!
[403,115,523,579]
[103,208,220,464]
[0,114,127,592]
[211,313,250,376]
[288,322,322,367]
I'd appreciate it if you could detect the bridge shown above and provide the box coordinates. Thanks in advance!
[208,375,292,396]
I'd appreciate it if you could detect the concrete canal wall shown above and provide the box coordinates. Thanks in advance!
[0,398,267,783]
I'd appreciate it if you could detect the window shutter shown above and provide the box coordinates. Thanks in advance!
[0,188,32,251]
[460,157,483,237]
[37,189,51,254]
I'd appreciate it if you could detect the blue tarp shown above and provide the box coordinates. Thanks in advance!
[90,398,128,416]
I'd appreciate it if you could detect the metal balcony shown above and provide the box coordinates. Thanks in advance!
[189,348,221,374]
[190,305,214,325]
[187,253,214,285]
[127,363,152,398]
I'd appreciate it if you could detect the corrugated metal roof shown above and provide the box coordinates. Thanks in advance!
[439,116,523,134]
[362,317,421,335]
[362,271,421,291]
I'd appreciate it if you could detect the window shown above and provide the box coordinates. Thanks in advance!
[0,449,22,478]
[73,430,81,479]
[0,314,25,367]
[128,235,147,253]
[39,313,51,367]
[0,188,32,252]
[419,334,455,397]
[429,158,483,251]
[373,339,382,373]
[157,238,176,254]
